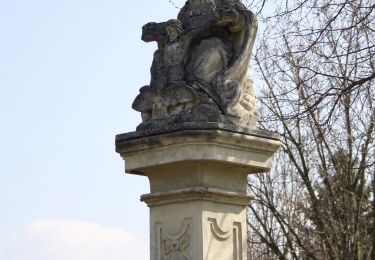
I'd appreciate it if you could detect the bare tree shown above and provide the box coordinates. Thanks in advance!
[247,0,375,259]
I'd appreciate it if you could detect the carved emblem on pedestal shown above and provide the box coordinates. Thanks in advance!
[163,233,190,260]
[155,218,192,260]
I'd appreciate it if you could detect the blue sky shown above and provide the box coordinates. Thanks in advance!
[0,0,187,259]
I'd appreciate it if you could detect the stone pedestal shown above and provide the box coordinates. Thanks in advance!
[116,124,279,260]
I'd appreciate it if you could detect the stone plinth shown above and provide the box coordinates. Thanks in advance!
[116,123,279,260]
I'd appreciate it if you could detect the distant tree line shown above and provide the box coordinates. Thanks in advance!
[245,0,375,259]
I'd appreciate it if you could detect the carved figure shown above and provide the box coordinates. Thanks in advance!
[132,0,258,129]
[133,19,198,121]
[143,19,186,90]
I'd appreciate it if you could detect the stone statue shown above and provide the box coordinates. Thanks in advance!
[132,0,258,130]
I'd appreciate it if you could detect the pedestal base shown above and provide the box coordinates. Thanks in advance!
[149,200,246,260]
[116,124,279,260]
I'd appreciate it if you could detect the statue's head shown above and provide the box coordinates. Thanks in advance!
[141,22,167,44]
[142,20,182,46]
[187,0,216,16]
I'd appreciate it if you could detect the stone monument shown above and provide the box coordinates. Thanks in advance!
[116,1,280,259]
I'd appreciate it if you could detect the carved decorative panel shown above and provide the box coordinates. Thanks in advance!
[207,217,243,260]
[155,218,192,260]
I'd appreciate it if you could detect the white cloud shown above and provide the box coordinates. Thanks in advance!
[0,219,148,260]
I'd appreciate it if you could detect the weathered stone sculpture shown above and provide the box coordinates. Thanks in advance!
[132,0,258,130]
[116,1,280,259]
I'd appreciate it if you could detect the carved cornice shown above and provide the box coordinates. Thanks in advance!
[141,186,254,207]
[118,130,279,154]
[116,127,280,175]
[116,122,279,144]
